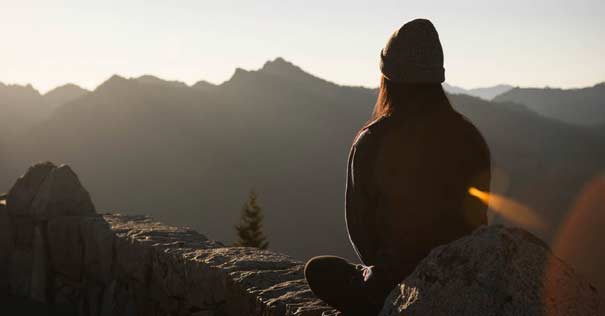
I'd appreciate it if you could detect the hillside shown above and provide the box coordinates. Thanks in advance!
[0,82,88,141]
[0,83,45,138]
[443,83,513,100]
[494,83,605,126]
[1,58,603,292]
[43,83,89,109]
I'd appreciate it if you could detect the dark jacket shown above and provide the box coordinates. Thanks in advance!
[345,104,490,281]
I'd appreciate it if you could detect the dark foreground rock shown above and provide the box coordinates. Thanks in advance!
[379,225,602,316]
[1,162,601,316]
[0,162,334,316]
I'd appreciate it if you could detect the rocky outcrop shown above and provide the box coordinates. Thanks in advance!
[2,162,601,315]
[379,225,602,316]
[0,162,334,315]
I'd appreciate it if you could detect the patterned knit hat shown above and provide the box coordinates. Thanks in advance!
[380,19,445,83]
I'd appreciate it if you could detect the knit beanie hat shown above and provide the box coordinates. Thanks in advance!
[380,19,445,83]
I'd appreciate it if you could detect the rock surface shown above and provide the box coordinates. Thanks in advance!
[2,162,601,316]
[0,162,334,316]
[6,161,55,216]
[0,198,11,292]
[379,225,602,316]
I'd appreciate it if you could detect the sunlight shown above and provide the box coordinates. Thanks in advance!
[468,187,545,231]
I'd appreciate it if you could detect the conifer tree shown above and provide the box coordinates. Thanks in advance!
[234,190,269,249]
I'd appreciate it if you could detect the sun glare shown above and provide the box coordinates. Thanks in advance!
[468,187,545,230]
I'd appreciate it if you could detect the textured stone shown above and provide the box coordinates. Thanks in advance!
[379,225,602,316]
[0,202,13,293]
[103,214,333,316]
[9,162,599,316]
[80,216,114,283]
[30,164,96,220]
[0,163,335,316]
[99,280,117,316]
[9,248,33,297]
[30,225,49,302]
[47,216,84,280]
[6,161,55,216]
[54,274,81,305]
[11,216,35,247]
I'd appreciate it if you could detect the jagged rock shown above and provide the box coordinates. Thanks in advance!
[0,201,12,292]
[9,248,33,297]
[1,163,335,316]
[30,164,96,220]
[47,216,85,280]
[6,162,95,220]
[379,225,602,316]
[30,225,48,302]
[12,216,35,247]
[99,280,117,316]
[80,216,114,283]
[6,161,55,216]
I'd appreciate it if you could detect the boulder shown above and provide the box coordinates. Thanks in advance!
[11,216,35,247]
[30,225,49,302]
[6,161,55,216]
[379,225,602,316]
[9,248,33,297]
[0,201,13,292]
[30,164,96,220]
[80,216,115,283]
[47,216,85,281]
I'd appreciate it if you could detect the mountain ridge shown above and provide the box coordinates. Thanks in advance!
[443,83,514,100]
[494,82,605,126]
[1,58,603,293]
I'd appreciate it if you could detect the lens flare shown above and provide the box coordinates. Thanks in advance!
[468,187,545,231]
[548,175,605,302]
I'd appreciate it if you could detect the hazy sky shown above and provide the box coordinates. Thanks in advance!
[2,0,604,93]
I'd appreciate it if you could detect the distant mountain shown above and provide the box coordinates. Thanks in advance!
[192,80,217,91]
[1,58,603,293]
[135,75,188,88]
[494,83,605,126]
[442,83,467,95]
[443,83,513,100]
[0,83,46,138]
[43,83,89,109]
[0,82,88,140]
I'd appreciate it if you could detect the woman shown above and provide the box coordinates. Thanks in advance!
[304,19,491,315]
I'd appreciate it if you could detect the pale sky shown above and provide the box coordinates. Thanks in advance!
[2,0,604,93]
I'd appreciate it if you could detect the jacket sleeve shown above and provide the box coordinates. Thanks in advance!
[345,129,380,265]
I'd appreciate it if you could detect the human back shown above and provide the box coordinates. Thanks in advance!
[304,18,491,316]
[368,100,490,280]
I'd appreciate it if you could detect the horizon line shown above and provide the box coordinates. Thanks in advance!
[1,57,603,95]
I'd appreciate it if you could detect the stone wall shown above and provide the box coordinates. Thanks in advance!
[1,162,601,316]
[0,162,334,316]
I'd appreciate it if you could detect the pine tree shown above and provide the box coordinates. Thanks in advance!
[234,190,269,249]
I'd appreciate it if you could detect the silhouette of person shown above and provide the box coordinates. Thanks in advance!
[304,19,491,315]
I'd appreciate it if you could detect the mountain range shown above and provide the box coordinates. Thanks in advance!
[0,57,603,292]
[442,83,513,100]
[0,82,87,138]
[494,83,605,126]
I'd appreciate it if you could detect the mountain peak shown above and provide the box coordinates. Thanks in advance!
[260,57,307,77]
[94,75,129,92]
[192,80,216,90]
[44,84,88,107]
[135,75,188,88]
[0,82,41,97]
[44,83,88,96]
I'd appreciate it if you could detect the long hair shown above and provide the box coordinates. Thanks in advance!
[360,76,452,134]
